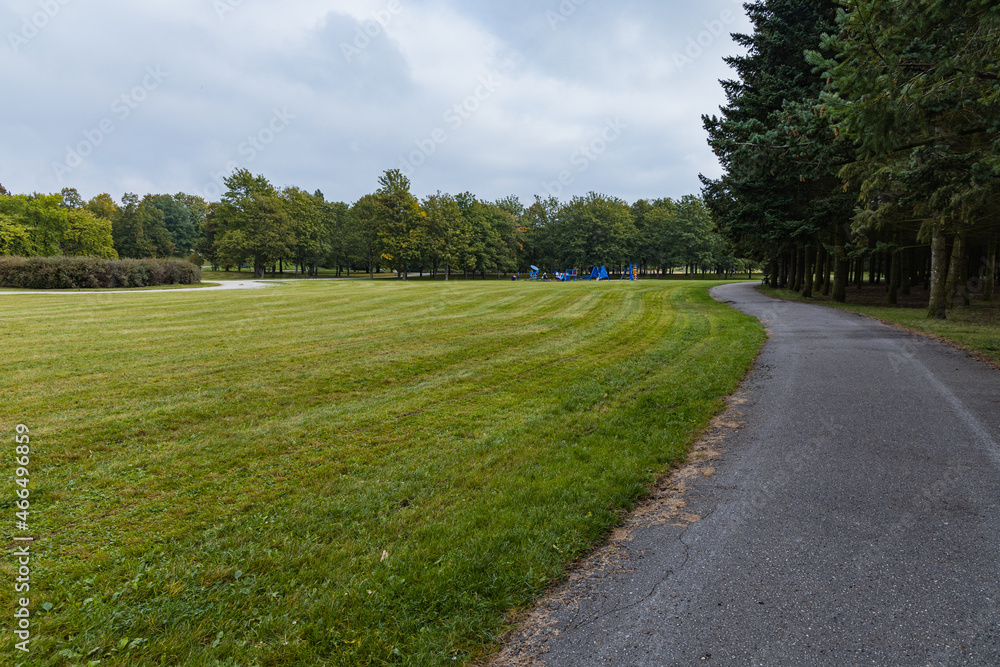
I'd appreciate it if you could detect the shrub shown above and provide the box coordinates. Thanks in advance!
[0,257,201,289]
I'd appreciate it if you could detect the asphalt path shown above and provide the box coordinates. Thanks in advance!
[498,282,1000,666]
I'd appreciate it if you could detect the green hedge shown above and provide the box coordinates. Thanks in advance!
[0,257,201,289]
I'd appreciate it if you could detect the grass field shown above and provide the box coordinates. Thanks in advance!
[1,280,764,666]
[759,285,1000,368]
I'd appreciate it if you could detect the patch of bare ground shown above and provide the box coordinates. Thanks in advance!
[486,394,750,667]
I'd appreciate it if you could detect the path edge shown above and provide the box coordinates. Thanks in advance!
[484,312,768,666]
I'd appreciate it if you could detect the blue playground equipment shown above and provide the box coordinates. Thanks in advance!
[589,266,610,281]
[621,263,639,281]
[529,265,540,281]
[554,268,578,281]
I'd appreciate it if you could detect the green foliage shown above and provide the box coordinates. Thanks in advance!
[423,192,470,279]
[814,0,1000,230]
[549,193,637,270]
[710,0,1000,314]
[146,194,200,255]
[212,170,295,278]
[0,192,122,259]
[60,187,84,209]
[0,193,69,256]
[702,0,852,263]
[349,194,382,277]
[86,193,121,222]
[63,209,118,259]
[374,169,425,278]
[113,194,175,259]
[14,170,732,280]
[0,212,34,256]
[0,256,199,288]
[194,202,222,268]
[282,186,330,275]
[668,196,724,271]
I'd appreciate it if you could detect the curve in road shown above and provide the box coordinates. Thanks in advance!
[497,282,1000,666]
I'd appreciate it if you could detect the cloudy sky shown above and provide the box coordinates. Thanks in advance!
[1,0,750,205]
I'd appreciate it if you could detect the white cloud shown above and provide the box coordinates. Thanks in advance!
[0,0,749,204]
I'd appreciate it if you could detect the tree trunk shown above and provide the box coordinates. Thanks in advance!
[833,226,848,303]
[821,245,832,296]
[788,248,796,291]
[945,233,964,310]
[888,244,900,305]
[802,246,815,298]
[901,247,911,296]
[768,258,778,288]
[928,225,948,319]
[985,237,996,302]
[959,236,971,307]
[814,246,825,292]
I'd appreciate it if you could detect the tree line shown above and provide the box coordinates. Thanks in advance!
[0,183,204,261]
[0,171,747,280]
[703,0,999,318]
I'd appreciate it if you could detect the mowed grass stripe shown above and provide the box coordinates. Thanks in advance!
[0,280,763,665]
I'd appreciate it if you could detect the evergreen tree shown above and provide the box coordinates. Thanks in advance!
[813,0,1000,317]
[702,0,851,297]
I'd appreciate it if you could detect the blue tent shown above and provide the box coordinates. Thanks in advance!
[589,266,609,281]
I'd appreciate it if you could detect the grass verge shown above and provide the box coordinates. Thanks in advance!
[0,280,763,665]
[758,285,1000,367]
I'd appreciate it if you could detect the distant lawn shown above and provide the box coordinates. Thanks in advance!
[759,285,1000,367]
[0,280,763,665]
